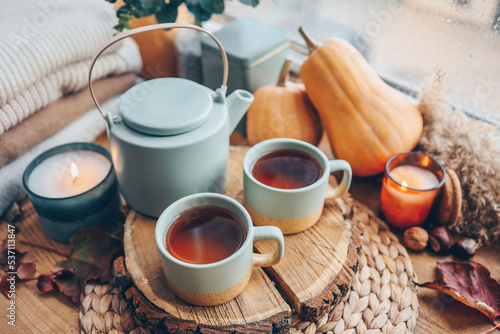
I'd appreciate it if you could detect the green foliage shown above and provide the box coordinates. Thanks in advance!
[111,0,259,32]
[185,0,214,22]
[198,0,225,15]
[155,0,184,25]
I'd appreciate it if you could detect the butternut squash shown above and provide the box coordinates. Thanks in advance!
[299,27,423,176]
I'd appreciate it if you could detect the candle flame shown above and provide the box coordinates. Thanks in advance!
[71,162,79,183]
[422,156,429,167]
[402,180,408,187]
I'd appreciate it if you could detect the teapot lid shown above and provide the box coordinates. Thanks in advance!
[119,78,213,136]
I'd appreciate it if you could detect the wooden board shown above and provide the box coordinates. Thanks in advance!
[119,147,362,332]
[0,203,79,334]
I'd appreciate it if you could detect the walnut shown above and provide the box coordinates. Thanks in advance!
[403,227,429,251]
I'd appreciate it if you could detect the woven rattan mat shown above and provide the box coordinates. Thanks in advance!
[79,202,418,334]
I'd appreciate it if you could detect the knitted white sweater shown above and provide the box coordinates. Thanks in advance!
[0,0,142,135]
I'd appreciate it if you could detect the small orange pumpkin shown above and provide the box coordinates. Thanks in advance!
[246,59,323,146]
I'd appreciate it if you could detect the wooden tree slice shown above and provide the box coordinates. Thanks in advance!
[226,147,363,321]
[117,147,362,332]
[122,211,292,333]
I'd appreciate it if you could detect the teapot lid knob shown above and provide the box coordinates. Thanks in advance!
[119,78,213,136]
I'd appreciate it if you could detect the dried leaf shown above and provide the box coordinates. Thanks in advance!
[58,225,122,283]
[417,261,500,323]
[36,266,79,302]
[50,266,75,279]
[52,226,123,303]
[17,262,36,280]
[0,274,15,298]
[0,248,25,271]
[55,273,80,303]
[36,275,57,293]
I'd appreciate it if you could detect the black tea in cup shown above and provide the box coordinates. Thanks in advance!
[166,206,247,264]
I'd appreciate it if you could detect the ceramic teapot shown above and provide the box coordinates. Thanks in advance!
[89,24,254,217]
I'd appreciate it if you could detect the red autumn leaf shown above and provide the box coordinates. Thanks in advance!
[36,275,57,293]
[17,262,37,280]
[45,266,79,303]
[0,274,15,298]
[34,226,122,303]
[417,261,500,324]
[57,226,122,284]
[46,226,122,303]
[50,266,75,280]
[54,274,80,303]
[0,248,25,271]
[37,277,78,302]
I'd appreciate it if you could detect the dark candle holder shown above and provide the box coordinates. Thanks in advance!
[23,143,121,243]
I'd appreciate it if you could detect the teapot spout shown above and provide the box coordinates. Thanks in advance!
[226,90,254,134]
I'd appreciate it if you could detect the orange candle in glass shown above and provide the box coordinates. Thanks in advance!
[380,152,445,229]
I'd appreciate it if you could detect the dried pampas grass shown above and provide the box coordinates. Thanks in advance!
[417,70,500,244]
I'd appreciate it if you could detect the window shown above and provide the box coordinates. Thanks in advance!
[223,0,500,126]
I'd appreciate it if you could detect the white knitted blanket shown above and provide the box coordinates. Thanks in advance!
[0,0,142,135]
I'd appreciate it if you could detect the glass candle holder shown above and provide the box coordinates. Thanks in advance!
[23,143,121,243]
[380,152,445,229]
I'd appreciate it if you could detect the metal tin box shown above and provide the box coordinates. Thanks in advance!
[201,19,288,135]
[202,18,289,95]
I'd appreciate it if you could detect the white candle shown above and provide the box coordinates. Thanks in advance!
[28,150,111,198]
[389,165,439,190]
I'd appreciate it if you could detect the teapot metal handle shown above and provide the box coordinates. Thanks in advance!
[88,23,229,120]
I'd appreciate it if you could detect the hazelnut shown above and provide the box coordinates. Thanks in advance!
[429,226,454,254]
[454,238,479,260]
[403,227,429,251]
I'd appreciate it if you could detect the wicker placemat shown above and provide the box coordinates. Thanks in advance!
[79,281,150,334]
[290,203,419,334]
[79,202,418,334]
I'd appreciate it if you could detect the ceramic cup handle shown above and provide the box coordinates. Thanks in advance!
[252,226,285,268]
[88,23,229,120]
[325,160,353,200]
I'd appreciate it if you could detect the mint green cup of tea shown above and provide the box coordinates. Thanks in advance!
[243,138,352,234]
[155,193,284,306]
